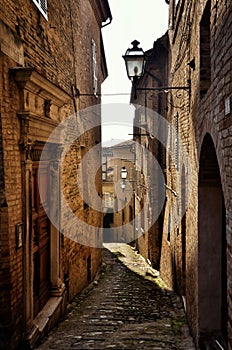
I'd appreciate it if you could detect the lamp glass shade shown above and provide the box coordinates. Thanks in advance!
[123,55,145,80]
[123,40,145,81]
[121,182,126,190]
[121,167,128,179]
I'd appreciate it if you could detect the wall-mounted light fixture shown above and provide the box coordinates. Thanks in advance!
[123,40,191,99]
[120,166,149,192]
[120,181,126,191]
[121,166,128,179]
[122,40,146,85]
[120,166,128,191]
[128,132,155,139]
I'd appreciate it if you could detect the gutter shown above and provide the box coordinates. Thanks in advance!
[101,16,112,28]
[101,0,112,28]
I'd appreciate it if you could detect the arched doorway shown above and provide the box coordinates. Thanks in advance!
[198,134,227,347]
[180,166,186,296]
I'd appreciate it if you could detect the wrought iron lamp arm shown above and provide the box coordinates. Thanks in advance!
[132,80,191,100]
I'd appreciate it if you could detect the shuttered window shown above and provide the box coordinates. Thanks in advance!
[167,123,172,168]
[92,39,98,95]
[32,0,48,20]
[174,112,179,170]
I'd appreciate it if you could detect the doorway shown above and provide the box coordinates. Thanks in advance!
[180,166,186,296]
[198,134,227,346]
[32,161,51,317]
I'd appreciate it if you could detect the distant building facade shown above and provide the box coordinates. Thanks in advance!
[102,140,135,243]
[0,0,111,348]
[133,0,232,348]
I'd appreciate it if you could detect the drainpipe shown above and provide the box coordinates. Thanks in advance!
[101,0,112,28]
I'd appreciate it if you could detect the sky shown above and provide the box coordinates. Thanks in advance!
[101,0,169,143]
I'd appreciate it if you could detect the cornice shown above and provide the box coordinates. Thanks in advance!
[89,0,112,26]
[10,67,71,107]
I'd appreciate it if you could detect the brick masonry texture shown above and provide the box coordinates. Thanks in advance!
[162,1,232,347]
[0,0,111,348]
[131,0,232,348]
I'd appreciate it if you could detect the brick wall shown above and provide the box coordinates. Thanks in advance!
[131,35,168,269]
[0,0,110,348]
[131,0,232,347]
[0,53,24,349]
[161,0,232,347]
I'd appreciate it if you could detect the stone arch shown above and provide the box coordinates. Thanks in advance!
[198,133,227,347]
[180,165,186,296]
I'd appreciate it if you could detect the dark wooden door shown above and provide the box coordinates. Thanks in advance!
[32,161,51,318]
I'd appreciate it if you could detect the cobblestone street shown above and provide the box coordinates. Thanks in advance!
[36,244,195,350]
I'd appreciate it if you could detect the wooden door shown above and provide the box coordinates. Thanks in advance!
[32,161,51,318]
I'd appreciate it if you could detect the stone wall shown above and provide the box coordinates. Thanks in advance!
[0,52,24,349]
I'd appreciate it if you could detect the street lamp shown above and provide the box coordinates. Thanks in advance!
[123,40,145,85]
[120,166,128,191]
[120,181,126,191]
[121,166,128,180]
[123,40,190,99]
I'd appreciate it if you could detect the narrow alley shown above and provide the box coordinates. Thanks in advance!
[36,244,195,350]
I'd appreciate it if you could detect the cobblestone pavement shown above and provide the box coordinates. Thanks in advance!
[36,243,196,350]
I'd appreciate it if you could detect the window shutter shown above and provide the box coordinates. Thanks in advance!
[40,0,47,14]
[92,39,98,95]
[32,0,48,19]
[174,112,179,170]
[167,123,172,168]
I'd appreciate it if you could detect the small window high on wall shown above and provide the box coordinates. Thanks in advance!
[200,0,211,98]
[32,0,48,19]
[92,39,98,96]
[167,123,172,169]
[174,112,179,170]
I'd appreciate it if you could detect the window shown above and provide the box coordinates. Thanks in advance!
[167,214,171,242]
[32,0,48,20]
[107,167,114,179]
[104,193,114,208]
[174,112,179,170]
[92,39,98,95]
[102,161,107,180]
[200,0,211,98]
[80,146,89,209]
[167,123,172,168]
